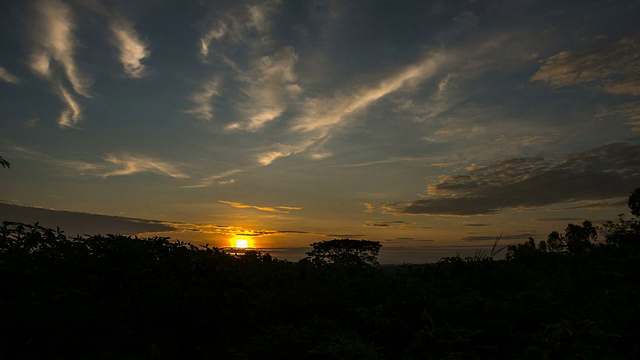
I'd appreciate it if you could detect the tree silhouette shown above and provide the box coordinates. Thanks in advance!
[305,239,382,267]
[603,188,640,247]
[546,220,597,254]
[628,188,640,218]
[0,156,9,169]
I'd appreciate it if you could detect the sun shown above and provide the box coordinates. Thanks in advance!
[233,238,250,249]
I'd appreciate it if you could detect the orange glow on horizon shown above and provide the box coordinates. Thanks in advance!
[230,237,253,249]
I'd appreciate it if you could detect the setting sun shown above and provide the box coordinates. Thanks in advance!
[234,238,250,248]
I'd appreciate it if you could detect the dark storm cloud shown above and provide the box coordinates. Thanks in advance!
[382,141,640,216]
[0,203,174,235]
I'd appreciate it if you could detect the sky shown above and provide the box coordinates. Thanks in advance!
[1,0,640,263]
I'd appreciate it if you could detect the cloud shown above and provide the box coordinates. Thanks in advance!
[6,145,187,179]
[380,141,640,216]
[29,0,92,98]
[199,22,226,58]
[462,233,535,242]
[57,83,82,127]
[229,47,300,130]
[531,33,640,96]
[293,53,446,133]
[364,220,410,228]
[101,154,189,178]
[561,199,628,210]
[601,100,640,132]
[276,206,303,211]
[326,234,367,238]
[199,0,281,60]
[77,0,150,78]
[256,138,319,166]
[108,17,150,78]
[182,169,241,188]
[219,200,301,213]
[0,202,175,235]
[0,67,20,84]
[194,1,297,129]
[185,76,222,121]
[536,217,595,222]
[253,51,446,166]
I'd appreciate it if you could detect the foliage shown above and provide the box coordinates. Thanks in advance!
[305,238,382,267]
[545,220,598,254]
[506,237,547,260]
[2,190,640,359]
[602,189,640,247]
[0,155,9,168]
[629,188,640,217]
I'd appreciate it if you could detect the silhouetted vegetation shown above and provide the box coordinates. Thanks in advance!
[2,190,640,359]
[305,238,382,268]
[0,156,9,168]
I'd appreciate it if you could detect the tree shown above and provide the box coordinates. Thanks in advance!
[628,188,640,218]
[506,237,548,260]
[0,156,9,169]
[305,239,382,267]
[546,220,597,254]
[565,220,597,254]
[547,231,565,252]
[602,188,640,247]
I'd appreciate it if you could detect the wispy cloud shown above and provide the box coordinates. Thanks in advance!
[193,0,295,128]
[219,200,301,213]
[379,141,640,216]
[185,76,222,121]
[254,52,446,165]
[101,154,189,178]
[78,0,150,78]
[61,154,188,178]
[293,53,446,133]
[109,17,150,78]
[199,0,281,61]
[229,47,301,130]
[199,22,226,58]
[256,139,317,166]
[57,84,82,127]
[0,67,20,84]
[29,0,92,98]
[6,142,188,180]
[182,169,241,188]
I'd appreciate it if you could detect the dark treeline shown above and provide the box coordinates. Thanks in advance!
[1,190,640,359]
